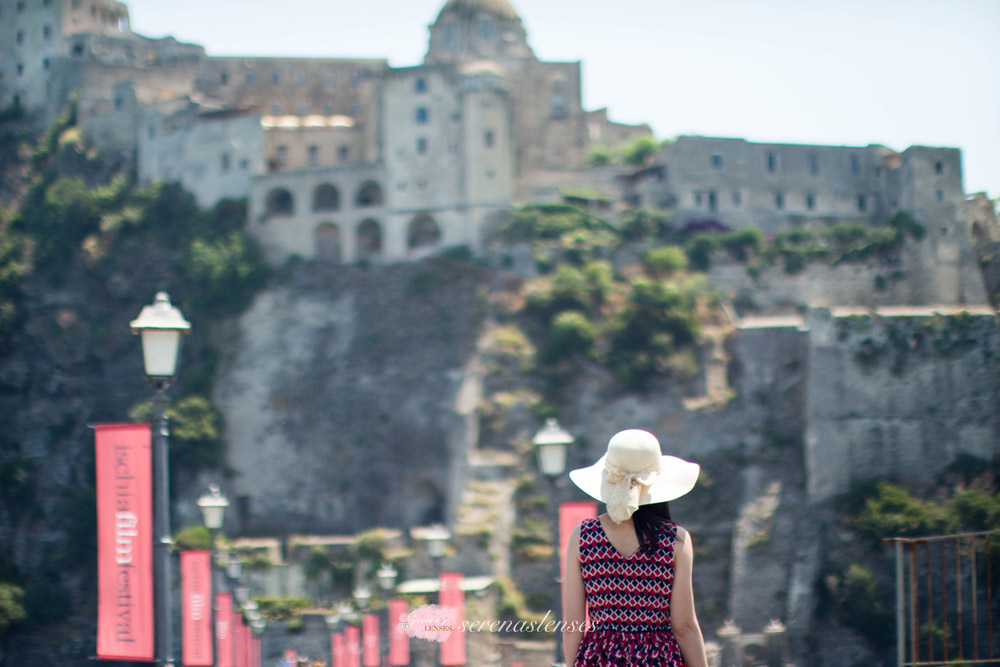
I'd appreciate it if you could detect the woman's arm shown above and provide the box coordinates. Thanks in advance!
[670,526,709,667]
[562,523,586,666]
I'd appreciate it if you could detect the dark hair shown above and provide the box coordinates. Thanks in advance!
[632,501,672,554]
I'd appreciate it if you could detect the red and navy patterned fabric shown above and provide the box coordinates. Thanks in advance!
[573,517,686,667]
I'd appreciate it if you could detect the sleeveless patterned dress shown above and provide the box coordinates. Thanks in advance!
[574,517,686,667]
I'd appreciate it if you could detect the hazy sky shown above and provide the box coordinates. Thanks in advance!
[125,0,999,199]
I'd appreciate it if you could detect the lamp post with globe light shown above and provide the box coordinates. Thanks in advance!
[532,418,573,667]
[197,485,229,667]
[131,292,191,666]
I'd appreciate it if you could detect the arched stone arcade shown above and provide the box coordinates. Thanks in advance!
[315,223,342,262]
[408,213,442,250]
[265,188,294,217]
[356,181,383,208]
[356,219,383,260]
[313,183,340,212]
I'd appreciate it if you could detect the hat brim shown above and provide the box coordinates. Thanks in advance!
[568,454,700,506]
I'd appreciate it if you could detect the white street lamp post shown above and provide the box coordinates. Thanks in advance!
[532,418,573,666]
[131,292,191,666]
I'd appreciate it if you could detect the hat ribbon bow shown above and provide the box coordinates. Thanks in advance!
[604,459,661,523]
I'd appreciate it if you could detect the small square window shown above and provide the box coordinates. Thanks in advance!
[857,195,867,211]
[934,161,943,175]
[16,31,23,45]
[935,190,944,202]
[43,25,51,39]
[850,156,860,175]
[17,1,25,13]
[298,73,308,85]
[338,146,349,161]
[246,72,257,84]
[43,57,49,70]
[415,78,427,94]
[307,145,318,166]
[806,193,816,210]
[415,107,428,124]
[272,72,281,84]
[239,159,250,170]
[17,63,24,76]
[221,153,231,173]
[417,137,428,154]
[711,154,723,170]
[276,145,288,164]
[484,130,494,147]
[775,192,785,210]
[220,72,229,85]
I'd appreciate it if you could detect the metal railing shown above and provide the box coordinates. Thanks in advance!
[887,530,1000,666]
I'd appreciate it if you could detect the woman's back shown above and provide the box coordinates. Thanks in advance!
[574,516,686,666]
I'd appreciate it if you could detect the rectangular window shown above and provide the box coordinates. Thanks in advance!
[17,63,24,76]
[43,25,51,39]
[16,31,23,45]
[416,107,428,124]
[298,73,308,85]
[775,192,785,210]
[350,73,361,86]
[732,191,742,207]
[338,146,349,162]
[806,193,816,210]
[17,1,25,13]
[324,103,334,115]
[324,74,335,86]
[415,78,427,94]
[72,0,81,8]
[307,145,318,166]
[935,189,944,202]
[272,102,281,114]
[43,57,49,70]
[857,194,867,211]
[298,102,309,115]
[934,161,943,175]
[694,190,703,207]
[711,154,723,170]
[850,156,860,175]
[484,130,494,147]
[417,137,428,155]
[276,145,288,165]
[239,158,250,170]
[272,72,281,84]
[708,190,717,212]
[766,152,777,173]
[246,72,256,84]
[808,154,819,175]
[221,153,231,173]
[220,72,229,85]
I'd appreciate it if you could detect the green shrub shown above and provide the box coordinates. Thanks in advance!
[546,311,597,362]
[174,526,213,552]
[853,482,943,538]
[587,145,613,166]
[0,582,26,633]
[129,395,224,475]
[621,135,659,166]
[823,564,893,648]
[643,246,688,278]
[948,489,1000,532]
[497,204,607,243]
[619,209,673,242]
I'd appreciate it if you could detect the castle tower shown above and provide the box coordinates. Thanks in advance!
[424,0,535,64]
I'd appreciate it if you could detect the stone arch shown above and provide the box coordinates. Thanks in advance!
[313,183,340,212]
[408,213,442,250]
[971,221,989,245]
[315,223,342,262]
[356,219,383,260]
[265,188,294,217]
[356,181,383,207]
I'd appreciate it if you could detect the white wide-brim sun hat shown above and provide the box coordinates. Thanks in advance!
[569,429,699,521]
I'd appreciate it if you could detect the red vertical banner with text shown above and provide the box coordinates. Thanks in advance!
[216,593,234,667]
[559,501,597,580]
[346,625,361,667]
[362,613,380,667]
[181,550,213,666]
[95,423,154,661]
[438,573,465,666]
[332,632,345,667]
[233,611,246,667]
[387,599,409,666]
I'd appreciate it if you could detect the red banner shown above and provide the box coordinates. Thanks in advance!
[346,625,361,667]
[362,613,379,667]
[181,551,213,666]
[387,599,409,666]
[559,501,597,580]
[95,423,154,661]
[234,610,246,667]
[439,573,465,666]
[332,632,345,667]
[216,593,234,667]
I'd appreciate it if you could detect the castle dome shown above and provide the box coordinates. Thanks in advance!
[437,0,520,21]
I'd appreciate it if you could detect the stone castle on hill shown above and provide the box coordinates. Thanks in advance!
[2,0,997,297]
